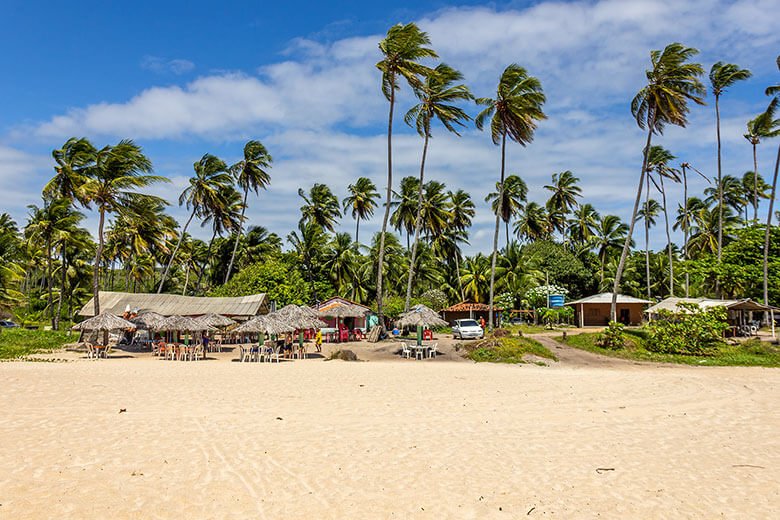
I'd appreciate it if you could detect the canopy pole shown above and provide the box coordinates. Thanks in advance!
[772,310,776,339]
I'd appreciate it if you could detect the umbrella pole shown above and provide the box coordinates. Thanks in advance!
[417,325,422,346]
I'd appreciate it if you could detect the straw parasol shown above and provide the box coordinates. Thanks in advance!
[158,315,216,332]
[194,313,236,328]
[72,313,136,331]
[317,303,366,319]
[234,314,296,336]
[277,305,327,329]
[395,304,448,329]
[130,311,166,331]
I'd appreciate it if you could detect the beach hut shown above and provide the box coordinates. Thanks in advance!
[72,313,136,352]
[645,297,778,336]
[315,297,370,341]
[78,291,268,320]
[396,304,448,345]
[565,293,651,327]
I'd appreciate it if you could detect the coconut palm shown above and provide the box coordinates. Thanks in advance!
[460,254,491,304]
[679,162,709,296]
[637,199,661,298]
[298,183,342,233]
[710,61,752,261]
[343,177,380,244]
[740,171,771,223]
[198,185,244,291]
[287,221,329,302]
[390,176,420,248]
[440,189,474,301]
[485,174,527,247]
[568,203,599,247]
[763,56,780,311]
[544,170,582,243]
[375,22,437,321]
[225,140,272,283]
[158,154,230,293]
[646,145,681,295]
[476,64,546,328]
[403,63,472,311]
[513,202,550,242]
[45,138,96,203]
[594,214,630,287]
[611,43,705,320]
[324,232,359,295]
[745,103,780,221]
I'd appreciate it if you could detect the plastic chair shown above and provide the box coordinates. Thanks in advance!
[401,343,412,359]
[428,343,439,359]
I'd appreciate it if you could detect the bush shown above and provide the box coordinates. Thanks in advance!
[646,303,729,355]
[536,306,574,328]
[596,321,626,349]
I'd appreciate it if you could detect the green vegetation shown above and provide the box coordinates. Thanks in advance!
[558,329,780,367]
[596,321,626,349]
[0,328,72,360]
[646,304,729,355]
[466,335,557,364]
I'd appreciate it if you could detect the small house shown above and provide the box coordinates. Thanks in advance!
[566,293,651,327]
[440,301,501,325]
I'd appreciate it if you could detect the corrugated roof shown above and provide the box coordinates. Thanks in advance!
[566,293,652,305]
[78,291,267,318]
[645,297,778,314]
[442,301,503,312]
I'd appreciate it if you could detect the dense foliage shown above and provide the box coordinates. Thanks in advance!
[596,321,626,349]
[646,303,729,355]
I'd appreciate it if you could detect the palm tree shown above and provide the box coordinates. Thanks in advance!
[375,22,437,322]
[745,103,780,221]
[740,171,771,222]
[637,199,661,298]
[198,185,243,291]
[442,189,474,301]
[514,202,550,242]
[679,162,709,296]
[568,203,599,247]
[476,64,546,328]
[81,140,164,315]
[593,215,630,287]
[45,138,96,203]
[710,61,752,262]
[611,43,705,320]
[646,145,681,295]
[390,176,420,248]
[25,201,58,324]
[763,56,780,312]
[343,177,380,244]
[544,170,582,243]
[287,221,328,303]
[460,254,491,304]
[324,232,359,295]
[485,174,527,246]
[225,140,272,283]
[158,154,230,293]
[298,183,342,232]
[404,63,472,311]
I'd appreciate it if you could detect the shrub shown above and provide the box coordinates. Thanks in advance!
[536,306,574,328]
[596,321,625,349]
[646,303,729,355]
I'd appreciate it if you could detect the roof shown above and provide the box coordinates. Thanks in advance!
[566,293,652,305]
[315,296,371,311]
[78,291,267,318]
[645,297,779,314]
[442,301,503,312]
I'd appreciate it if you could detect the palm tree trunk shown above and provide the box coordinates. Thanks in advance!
[683,166,690,297]
[611,126,653,321]
[762,143,780,317]
[196,229,218,293]
[225,188,249,284]
[455,253,465,302]
[404,130,430,312]
[488,132,507,330]
[158,207,196,293]
[182,262,190,296]
[716,94,723,263]
[54,245,66,330]
[645,173,651,299]
[376,76,395,323]
[46,235,54,328]
[505,221,509,248]
[92,208,106,316]
[753,142,759,222]
[355,218,360,244]
[660,176,674,296]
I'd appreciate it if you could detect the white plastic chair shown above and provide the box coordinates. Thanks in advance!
[268,345,281,363]
[428,343,439,359]
[401,343,412,359]
[415,346,424,360]
[84,342,95,360]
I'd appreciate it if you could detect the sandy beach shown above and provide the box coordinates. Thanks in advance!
[1,345,778,519]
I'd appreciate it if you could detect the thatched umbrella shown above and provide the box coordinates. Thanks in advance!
[195,313,236,328]
[234,314,295,336]
[158,315,214,345]
[131,311,166,331]
[317,303,366,343]
[396,304,448,345]
[72,313,136,347]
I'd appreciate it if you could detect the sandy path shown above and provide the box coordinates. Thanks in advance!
[1,358,778,519]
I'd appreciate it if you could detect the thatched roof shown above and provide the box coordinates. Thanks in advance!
[72,313,136,331]
[396,304,448,329]
[194,313,236,328]
[234,314,296,335]
[158,315,216,332]
[317,302,367,318]
[442,301,502,312]
[131,311,167,330]
[78,291,267,318]
[276,305,327,329]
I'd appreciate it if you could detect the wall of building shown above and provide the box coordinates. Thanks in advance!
[575,303,644,326]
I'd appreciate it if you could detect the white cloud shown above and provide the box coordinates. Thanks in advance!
[141,56,195,75]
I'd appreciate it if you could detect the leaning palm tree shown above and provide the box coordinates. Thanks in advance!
[745,104,780,221]
[197,185,244,292]
[485,174,527,246]
[158,154,230,293]
[611,43,705,320]
[225,140,272,283]
[81,140,165,314]
[710,61,752,261]
[678,162,709,296]
[762,56,780,314]
[343,177,380,244]
[646,145,681,296]
[544,170,582,244]
[375,22,437,322]
[45,137,96,203]
[476,64,546,329]
[403,63,472,311]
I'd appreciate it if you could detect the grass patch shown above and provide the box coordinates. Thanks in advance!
[504,324,549,334]
[465,335,557,364]
[557,331,780,367]
[0,328,72,360]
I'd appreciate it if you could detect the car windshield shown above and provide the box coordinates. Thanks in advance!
[458,320,479,327]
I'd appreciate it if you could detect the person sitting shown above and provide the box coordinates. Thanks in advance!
[392,326,400,336]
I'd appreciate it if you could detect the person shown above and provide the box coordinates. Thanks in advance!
[202,333,210,352]
[283,332,293,358]
[479,316,486,329]
[391,326,400,336]
[315,329,322,352]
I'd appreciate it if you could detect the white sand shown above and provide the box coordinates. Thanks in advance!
[1,353,778,518]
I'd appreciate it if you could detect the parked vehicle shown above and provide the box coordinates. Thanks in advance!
[452,319,484,340]
[0,320,19,328]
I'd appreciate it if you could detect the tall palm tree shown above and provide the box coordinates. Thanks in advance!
[710,61,752,262]
[298,183,342,232]
[225,140,272,283]
[745,103,780,221]
[81,140,164,315]
[158,154,230,293]
[513,202,550,242]
[45,138,96,203]
[594,214,630,288]
[637,199,661,298]
[544,170,582,244]
[390,176,420,248]
[763,56,780,312]
[646,145,681,295]
[740,171,771,222]
[198,185,243,291]
[476,64,546,328]
[568,203,599,247]
[375,22,437,322]
[404,63,472,311]
[343,177,380,244]
[611,43,705,320]
[485,174,527,246]
[679,162,709,296]
[443,189,475,301]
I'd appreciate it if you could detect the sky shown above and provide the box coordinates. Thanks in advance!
[1,0,779,254]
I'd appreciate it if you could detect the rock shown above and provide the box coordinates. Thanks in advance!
[329,349,359,361]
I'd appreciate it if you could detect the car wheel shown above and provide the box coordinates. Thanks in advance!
[459,333,464,340]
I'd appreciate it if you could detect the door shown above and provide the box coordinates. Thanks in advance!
[619,308,630,325]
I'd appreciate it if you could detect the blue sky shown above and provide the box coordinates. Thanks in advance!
[1,0,779,254]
